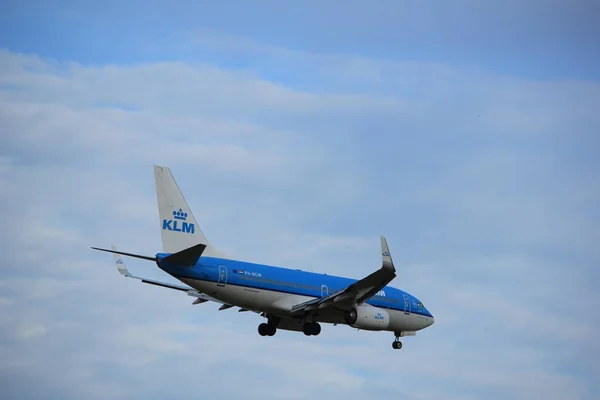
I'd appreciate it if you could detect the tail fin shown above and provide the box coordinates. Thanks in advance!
[162,243,207,266]
[153,165,230,259]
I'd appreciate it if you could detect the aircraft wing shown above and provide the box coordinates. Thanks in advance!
[291,236,396,315]
[109,245,256,311]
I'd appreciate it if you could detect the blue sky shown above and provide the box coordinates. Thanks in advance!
[1,1,599,399]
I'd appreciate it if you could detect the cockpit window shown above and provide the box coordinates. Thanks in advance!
[416,301,424,308]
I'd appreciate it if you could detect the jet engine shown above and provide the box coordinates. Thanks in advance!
[344,305,390,331]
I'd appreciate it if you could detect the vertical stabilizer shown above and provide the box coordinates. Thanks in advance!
[153,165,230,259]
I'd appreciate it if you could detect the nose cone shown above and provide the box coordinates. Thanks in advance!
[422,308,434,328]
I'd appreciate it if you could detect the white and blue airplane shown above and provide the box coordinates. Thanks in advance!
[93,166,434,350]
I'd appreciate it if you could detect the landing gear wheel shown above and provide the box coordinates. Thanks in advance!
[302,322,321,336]
[312,322,321,336]
[303,324,312,336]
[258,323,269,336]
[259,323,277,336]
[392,340,403,350]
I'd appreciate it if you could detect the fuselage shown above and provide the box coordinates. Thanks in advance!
[157,253,434,334]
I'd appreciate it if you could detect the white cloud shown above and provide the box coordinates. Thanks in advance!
[15,324,47,340]
[0,45,598,400]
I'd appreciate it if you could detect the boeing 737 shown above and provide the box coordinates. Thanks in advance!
[92,166,434,350]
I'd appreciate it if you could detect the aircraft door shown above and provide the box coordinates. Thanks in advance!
[217,265,227,287]
[403,294,411,315]
[321,284,328,297]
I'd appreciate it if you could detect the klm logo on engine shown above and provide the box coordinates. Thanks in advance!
[375,312,384,320]
[162,208,195,234]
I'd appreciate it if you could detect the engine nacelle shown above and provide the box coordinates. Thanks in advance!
[344,305,390,331]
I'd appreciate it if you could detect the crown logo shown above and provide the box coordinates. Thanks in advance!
[173,208,188,221]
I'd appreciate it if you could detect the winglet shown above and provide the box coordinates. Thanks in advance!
[112,244,130,276]
[381,236,395,272]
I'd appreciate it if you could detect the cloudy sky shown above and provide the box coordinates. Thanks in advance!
[1,1,599,399]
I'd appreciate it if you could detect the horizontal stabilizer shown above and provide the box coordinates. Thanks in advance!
[95,246,261,313]
[91,247,156,262]
[106,245,192,292]
[161,243,206,267]
[141,279,189,292]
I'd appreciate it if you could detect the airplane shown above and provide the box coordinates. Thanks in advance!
[92,165,434,350]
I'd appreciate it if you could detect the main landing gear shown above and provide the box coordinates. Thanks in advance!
[258,323,276,336]
[302,322,321,336]
[257,317,321,337]
[392,333,403,350]
[258,315,280,336]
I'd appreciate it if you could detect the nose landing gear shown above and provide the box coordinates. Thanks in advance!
[392,333,403,350]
